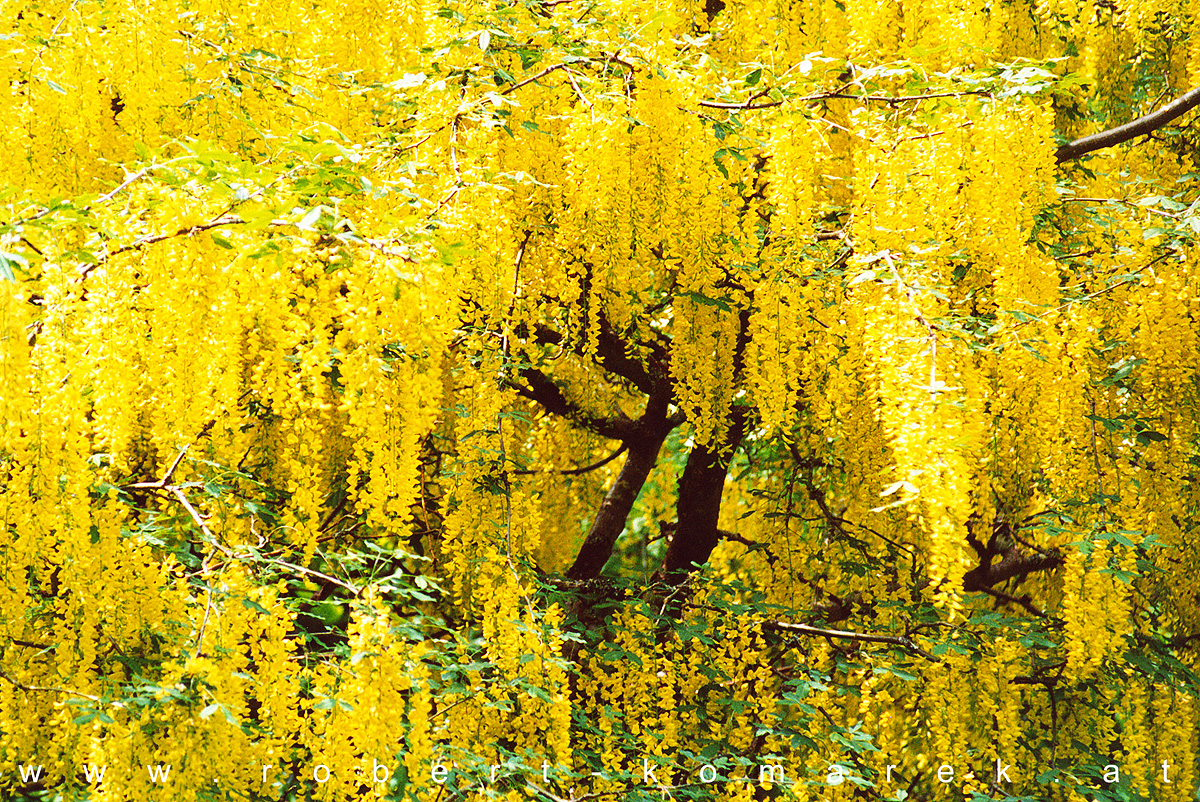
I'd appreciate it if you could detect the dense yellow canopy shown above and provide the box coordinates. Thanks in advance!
[2,0,1199,799]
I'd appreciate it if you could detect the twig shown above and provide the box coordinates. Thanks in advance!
[169,486,235,559]
[698,98,783,110]
[160,447,190,487]
[260,558,360,596]
[194,587,214,658]
[978,586,1045,617]
[1089,397,1106,517]
[526,782,614,801]
[79,214,244,280]
[13,157,189,228]
[883,251,940,398]
[1061,196,1179,219]
[498,231,534,573]
[1016,250,1174,326]
[600,49,635,73]
[762,620,941,662]
[0,669,100,701]
[9,639,53,650]
[697,89,990,111]
[512,443,628,475]
[77,162,303,281]
[808,90,989,104]
[565,69,593,112]
[500,64,568,96]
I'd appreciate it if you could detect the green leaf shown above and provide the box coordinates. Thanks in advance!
[298,206,323,231]
[241,598,271,615]
[683,291,732,311]
[0,251,28,280]
[1099,357,1145,386]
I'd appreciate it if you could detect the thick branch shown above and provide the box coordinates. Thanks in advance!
[530,317,666,397]
[514,367,638,440]
[962,518,1063,592]
[657,406,749,581]
[962,550,1062,591]
[656,306,753,582]
[567,391,676,579]
[1056,85,1200,163]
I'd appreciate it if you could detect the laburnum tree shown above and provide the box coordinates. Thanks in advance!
[3,0,1200,800]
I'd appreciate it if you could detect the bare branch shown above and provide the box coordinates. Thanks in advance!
[500,63,568,96]
[762,620,941,662]
[0,669,101,701]
[513,443,628,476]
[261,558,360,596]
[1057,85,1200,163]
[979,586,1046,617]
[697,89,989,111]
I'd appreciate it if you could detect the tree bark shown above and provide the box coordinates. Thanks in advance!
[656,406,749,583]
[566,390,676,579]
[1056,85,1200,163]
[655,306,754,584]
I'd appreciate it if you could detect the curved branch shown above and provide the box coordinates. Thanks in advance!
[763,621,940,662]
[567,390,677,579]
[514,367,638,440]
[0,668,101,701]
[512,443,628,476]
[1056,85,1200,163]
[962,517,1063,593]
[529,320,664,396]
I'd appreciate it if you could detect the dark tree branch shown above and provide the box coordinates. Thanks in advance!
[979,586,1046,617]
[513,443,628,476]
[963,549,1063,590]
[514,367,638,440]
[567,390,677,579]
[656,406,749,582]
[1135,631,1200,650]
[529,316,666,397]
[697,89,990,111]
[962,517,1063,592]
[596,315,669,392]
[762,621,940,662]
[9,639,53,650]
[1056,85,1200,163]
[656,306,754,583]
[1012,661,1067,687]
